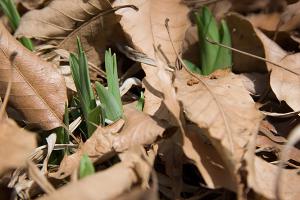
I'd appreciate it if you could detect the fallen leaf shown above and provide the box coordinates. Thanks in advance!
[0,118,36,176]
[182,124,236,191]
[39,157,143,200]
[227,13,300,112]
[279,1,300,32]
[0,23,67,130]
[247,13,281,31]
[17,0,51,10]
[41,147,154,200]
[174,69,262,196]
[15,0,114,66]
[51,105,165,179]
[247,155,300,200]
[226,13,267,73]
[111,105,166,152]
[27,161,55,194]
[255,29,300,112]
[239,72,268,96]
[113,0,190,115]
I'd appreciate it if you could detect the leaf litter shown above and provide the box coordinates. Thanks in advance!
[0,0,300,200]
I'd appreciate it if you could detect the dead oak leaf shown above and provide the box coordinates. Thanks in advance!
[0,23,67,130]
[39,156,146,200]
[227,13,300,112]
[255,29,300,112]
[182,124,236,191]
[15,0,114,66]
[113,0,190,116]
[0,118,36,176]
[174,69,262,186]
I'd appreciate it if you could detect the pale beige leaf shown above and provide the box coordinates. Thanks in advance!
[183,124,236,191]
[111,105,166,152]
[16,0,51,10]
[15,0,113,66]
[41,147,154,200]
[50,105,165,179]
[0,118,36,175]
[27,161,55,194]
[246,156,300,200]
[113,0,190,115]
[254,29,300,111]
[40,160,140,200]
[279,1,300,32]
[113,0,189,64]
[227,13,300,111]
[0,23,67,130]
[174,69,262,185]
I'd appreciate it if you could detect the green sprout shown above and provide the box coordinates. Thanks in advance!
[136,91,144,111]
[0,0,34,50]
[79,154,95,179]
[56,104,70,154]
[95,49,123,122]
[69,38,102,138]
[185,6,232,75]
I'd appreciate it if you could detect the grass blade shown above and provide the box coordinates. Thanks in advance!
[69,38,102,137]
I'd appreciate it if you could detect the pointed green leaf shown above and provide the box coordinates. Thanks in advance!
[196,6,220,75]
[136,91,145,111]
[105,49,123,113]
[214,20,232,70]
[183,59,202,74]
[79,154,95,179]
[95,82,123,122]
[86,106,102,137]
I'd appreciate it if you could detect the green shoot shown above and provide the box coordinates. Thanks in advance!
[136,91,144,111]
[192,6,232,75]
[57,104,70,154]
[79,154,95,179]
[105,49,122,110]
[69,38,102,138]
[95,49,123,122]
[0,0,34,50]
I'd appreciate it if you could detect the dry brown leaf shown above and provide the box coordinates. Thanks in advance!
[0,118,36,176]
[0,23,67,130]
[226,13,267,73]
[17,0,51,10]
[182,124,236,191]
[113,0,190,115]
[113,0,189,65]
[254,29,300,111]
[40,157,143,200]
[174,69,262,195]
[247,13,281,31]
[51,105,165,179]
[279,1,300,31]
[246,155,300,200]
[239,73,268,96]
[15,0,114,66]
[111,105,166,152]
[227,13,300,112]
